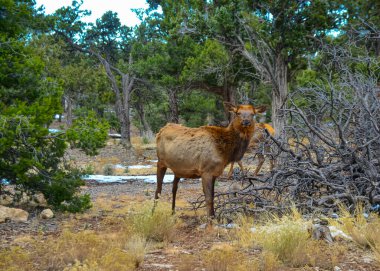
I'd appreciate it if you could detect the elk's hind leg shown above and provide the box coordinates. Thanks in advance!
[155,160,167,199]
[172,176,180,213]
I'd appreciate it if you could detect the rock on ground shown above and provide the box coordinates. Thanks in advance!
[0,205,29,223]
[40,209,54,219]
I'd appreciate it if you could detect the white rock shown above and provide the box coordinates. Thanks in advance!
[150,263,174,269]
[40,208,54,219]
[30,192,48,207]
[0,194,13,205]
[333,266,342,271]
[328,226,352,240]
[0,205,29,223]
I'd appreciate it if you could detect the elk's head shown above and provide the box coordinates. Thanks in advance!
[224,102,267,129]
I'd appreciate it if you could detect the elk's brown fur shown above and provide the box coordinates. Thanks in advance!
[155,103,266,217]
[227,123,275,178]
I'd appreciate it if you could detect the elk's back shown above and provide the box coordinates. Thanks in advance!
[156,123,224,178]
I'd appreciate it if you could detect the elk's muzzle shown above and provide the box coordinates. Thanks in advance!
[242,120,251,126]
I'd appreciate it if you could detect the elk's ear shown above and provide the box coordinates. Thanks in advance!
[223,102,237,113]
[254,105,267,114]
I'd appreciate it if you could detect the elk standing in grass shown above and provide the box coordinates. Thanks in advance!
[155,103,266,217]
[227,123,275,178]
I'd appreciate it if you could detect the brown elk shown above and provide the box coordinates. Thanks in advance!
[227,123,275,178]
[155,103,266,217]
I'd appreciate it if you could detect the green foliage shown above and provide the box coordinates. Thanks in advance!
[182,39,229,85]
[103,164,114,176]
[60,194,92,213]
[142,136,150,144]
[180,91,222,127]
[144,101,169,133]
[66,111,110,156]
[0,1,104,213]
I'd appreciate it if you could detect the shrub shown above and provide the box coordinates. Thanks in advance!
[103,164,114,176]
[124,235,147,268]
[255,218,309,265]
[142,136,150,145]
[335,204,380,265]
[0,246,32,271]
[132,201,177,242]
[60,194,92,213]
[66,111,109,156]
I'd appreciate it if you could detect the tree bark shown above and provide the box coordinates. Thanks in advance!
[271,55,288,139]
[65,95,73,127]
[135,101,153,138]
[97,53,134,149]
[168,89,179,123]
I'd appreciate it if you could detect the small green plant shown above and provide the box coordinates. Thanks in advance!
[103,164,114,176]
[83,164,95,175]
[142,136,150,145]
[60,194,92,213]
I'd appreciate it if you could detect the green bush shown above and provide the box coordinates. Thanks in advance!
[66,111,109,156]
[103,164,114,176]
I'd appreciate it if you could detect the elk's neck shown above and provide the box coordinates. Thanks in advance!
[224,122,255,163]
[203,122,256,164]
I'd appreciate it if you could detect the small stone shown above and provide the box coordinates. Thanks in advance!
[362,256,373,264]
[40,209,54,219]
[333,266,342,271]
[30,193,48,207]
[150,263,174,269]
[311,224,333,243]
[0,194,13,205]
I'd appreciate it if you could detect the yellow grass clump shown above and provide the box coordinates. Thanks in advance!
[132,201,178,242]
[0,246,32,271]
[333,203,380,265]
[201,245,258,271]
[234,207,346,269]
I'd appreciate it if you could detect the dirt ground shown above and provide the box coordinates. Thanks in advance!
[1,141,379,270]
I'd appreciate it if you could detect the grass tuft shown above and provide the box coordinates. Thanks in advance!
[131,201,178,242]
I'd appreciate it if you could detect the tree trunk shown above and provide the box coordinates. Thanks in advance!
[122,99,132,149]
[223,79,236,121]
[135,102,153,138]
[168,89,179,123]
[66,95,73,127]
[272,55,288,139]
[114,98,130,148]
[97,55,133,149]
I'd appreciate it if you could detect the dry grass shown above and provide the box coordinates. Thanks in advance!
[92,157,121,174]
[332,204,380,265]
[0,246,32,271]
[201,244,258,271]
[334,204,380,248]
[132,201,178,242]
[0,195,181,270]
[4,229,141,271]
[3,189,380,270]
[234,207,346,269]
